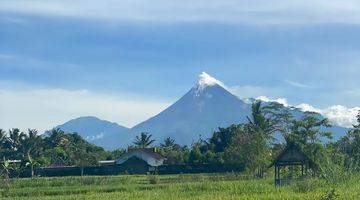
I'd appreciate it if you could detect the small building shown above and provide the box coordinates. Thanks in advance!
[98,160,116,166]
[1,160,22,164]
[113,148,166,174]
[270,142,317,185]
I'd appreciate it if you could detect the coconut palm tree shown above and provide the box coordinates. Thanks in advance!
[247,101,278,140]
[160,137,176,149]
[133,132,155,148]
[22,129,42,177]
[246,101,279,178]
[6,128,25,152]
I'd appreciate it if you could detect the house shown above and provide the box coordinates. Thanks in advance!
[98,160,116,166]
[99,148,166,174]
[1,160,21,164]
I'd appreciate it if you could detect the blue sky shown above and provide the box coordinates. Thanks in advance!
[0,0,359,131]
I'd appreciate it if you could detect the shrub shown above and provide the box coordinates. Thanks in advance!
[320,189,339,200]
[292,179,325,193]
[148,175,159,184]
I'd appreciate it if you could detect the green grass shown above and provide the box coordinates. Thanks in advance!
[0,173,359,199]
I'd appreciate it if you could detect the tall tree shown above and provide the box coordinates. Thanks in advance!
[5,128,26,157]
[209,125,239,153]
[133,132,155,148]
[336,110,360,170]
[247,101,281,141]
[160,137,189,165]
[245,101,280,177]
[21,129,42,177]
[160,137,178,151]
[287,112,332,169]
[287,112,332,145]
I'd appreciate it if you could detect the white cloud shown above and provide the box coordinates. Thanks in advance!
[319,105,360,128]
[256,96,290,107]
[284,79,311,89]
[298,104,360,128]
[254,96,359,128]
[296,103,321,113]
[0,87,170,133]
[229,85,283,100]
[1,0,360,25]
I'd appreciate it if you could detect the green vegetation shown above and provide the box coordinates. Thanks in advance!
[0,128,110,176]
[1,173,360,199]
[133,132,156,148]
[1,101,360,199]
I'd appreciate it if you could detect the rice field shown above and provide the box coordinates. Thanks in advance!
[1,173,359,199]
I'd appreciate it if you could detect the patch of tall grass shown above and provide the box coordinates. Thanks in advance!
[1,173,360,199]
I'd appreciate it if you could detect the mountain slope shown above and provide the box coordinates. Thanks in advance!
[51,72,350,149]
[55,116,131,150]
[131,72,251,145]
[131,72,349,145]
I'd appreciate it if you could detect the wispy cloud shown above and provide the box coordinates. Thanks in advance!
[0,54,14,59]
[1,0,360,25]
[0,53,82,71]
[284,79,311,89]
[229,85,284,99]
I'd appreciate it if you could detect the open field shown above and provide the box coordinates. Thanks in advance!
[1,173,360,200]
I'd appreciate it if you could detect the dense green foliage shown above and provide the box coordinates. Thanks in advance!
[0,129,110,177]
[133,132,155,148]
[1,101,360,179]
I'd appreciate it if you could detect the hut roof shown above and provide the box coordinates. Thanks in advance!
[269,142,317,169]
[116,148,166,167]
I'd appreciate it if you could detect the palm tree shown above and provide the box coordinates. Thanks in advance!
[247,101,278,140]
[22,129,42,177]
[6,128,25,152]
[160,137,179,151]
[246,101,278,178]
[133,132,155,148]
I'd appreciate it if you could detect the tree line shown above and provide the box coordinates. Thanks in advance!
[1,101,360,178]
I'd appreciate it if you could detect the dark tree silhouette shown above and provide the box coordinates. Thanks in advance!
[133,132,155,148]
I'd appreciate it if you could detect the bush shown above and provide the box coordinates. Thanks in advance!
[148,175,159,184]
[292,179,325,193]
[320,189,339,200]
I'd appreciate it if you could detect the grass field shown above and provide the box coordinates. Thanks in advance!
[1,173,359,200]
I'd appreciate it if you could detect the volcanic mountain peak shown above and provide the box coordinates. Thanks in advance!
[193,72,226,95]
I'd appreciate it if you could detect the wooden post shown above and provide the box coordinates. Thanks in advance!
[301,164,304,176]
[275,165,281,185]
[278,165,281,185]
[274,165,277,185]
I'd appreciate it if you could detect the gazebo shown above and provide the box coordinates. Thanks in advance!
[270,142,317,185]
